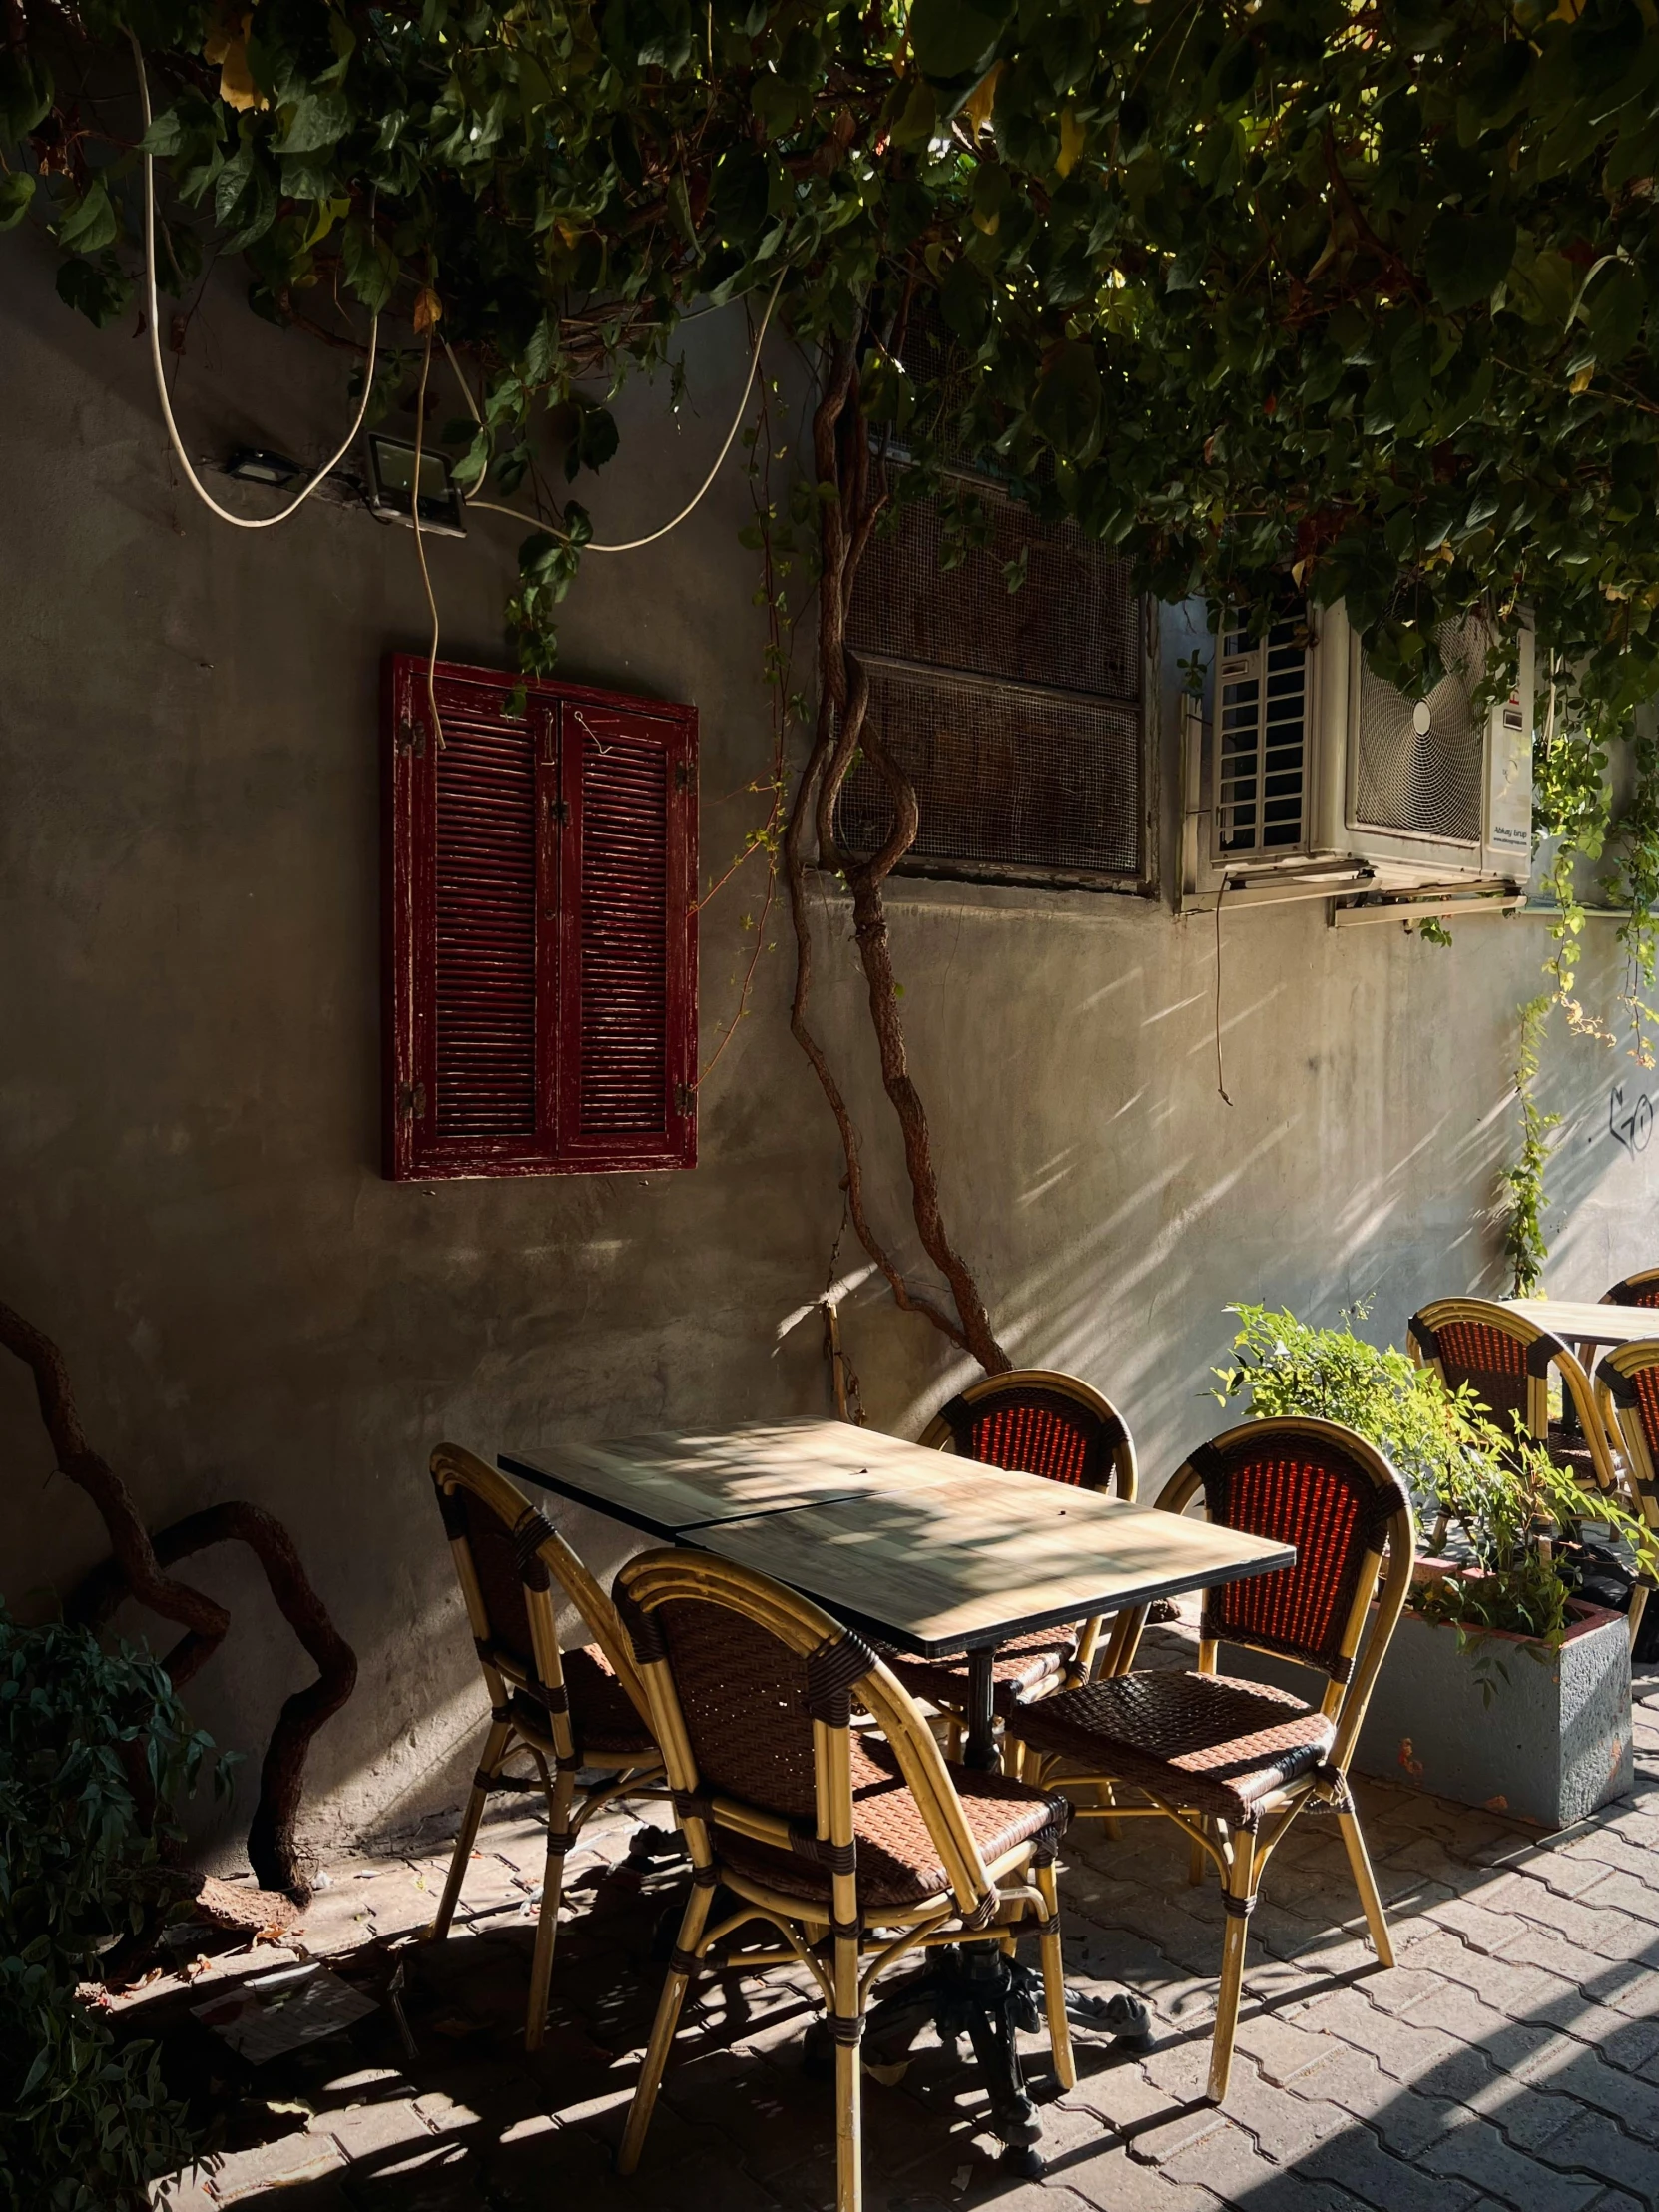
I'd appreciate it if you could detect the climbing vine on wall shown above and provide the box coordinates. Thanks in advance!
[13,1,1659,1357]
[1498,993,1561,1297]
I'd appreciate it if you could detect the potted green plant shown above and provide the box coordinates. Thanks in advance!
[0,1605,223,2207]
[1212,1305,1658,1828]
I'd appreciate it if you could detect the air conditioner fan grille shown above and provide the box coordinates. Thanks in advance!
[1353,619,1486,845]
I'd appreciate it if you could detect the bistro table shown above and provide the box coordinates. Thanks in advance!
[1501,1297,1659,1352]
[498,1419,1295,2171]
[500,1418,1293,1768]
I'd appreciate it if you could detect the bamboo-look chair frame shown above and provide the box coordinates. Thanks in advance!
[1407,1297,1618,1495]
[917,1368,1140,1696]
[1010,1416,1415,2104]
[1603,1267,1659,1310]
[614,1548,1075,2212]
[1594,1344,1659,1652]
[427,1444,663,2049]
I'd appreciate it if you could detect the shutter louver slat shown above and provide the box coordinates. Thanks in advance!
[578,728,668,1136]
[434,713,538,1140]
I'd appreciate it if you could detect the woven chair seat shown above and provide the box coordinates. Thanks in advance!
[1547,1423,1601,1486]
[879,1624,1080,1714]
[512,1645,657,1760]
[713,1737,1067,1914]
[1009,1670,1336,1830]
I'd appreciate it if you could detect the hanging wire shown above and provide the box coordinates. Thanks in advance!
[131,33,380,529]
[459,271,786,553]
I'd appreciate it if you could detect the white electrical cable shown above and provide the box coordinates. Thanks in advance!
[131,33,380,528]
[460,269,785,553]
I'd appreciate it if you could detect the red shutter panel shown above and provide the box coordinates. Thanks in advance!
[555,697,698,1171]
[384,656,695,1181]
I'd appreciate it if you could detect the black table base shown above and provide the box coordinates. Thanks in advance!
[804,1942,1152,2173]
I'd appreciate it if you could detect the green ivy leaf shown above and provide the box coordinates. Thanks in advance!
[909,0,1012,94]
[0,169,35,231]
[1585,260,1646,365]
[340,217,397,313]
[1030,339,1102,457]
[1422,210,1517,311]
[56,177,117,256]
[0,47,52,137]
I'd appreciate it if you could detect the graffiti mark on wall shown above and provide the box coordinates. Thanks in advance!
[1610,1082,1654,1157]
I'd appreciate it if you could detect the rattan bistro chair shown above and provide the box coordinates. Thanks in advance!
[427,1444,663,2048]
[1604,1267,1659,1309]
[614,1549,1075,2212]
[1007,1417,1414,2104]
[884,1371,1139,1729]
[1407,1298,1618,1494]
[1595,1346,1659,1651]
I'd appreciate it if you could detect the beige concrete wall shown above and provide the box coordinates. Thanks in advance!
[3,229,1655,1861]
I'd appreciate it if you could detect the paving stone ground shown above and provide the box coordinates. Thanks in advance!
[136,1623,1659,2212]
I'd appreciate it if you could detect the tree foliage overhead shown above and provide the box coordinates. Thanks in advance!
[10,0,1659,1343]
[8,0,1659,700]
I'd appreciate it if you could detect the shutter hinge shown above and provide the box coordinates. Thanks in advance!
[674,763,692,793]
[547,795,571,826]
[398,1082,427,1120]
[675,1082,696,1116]
[396,715,427,758]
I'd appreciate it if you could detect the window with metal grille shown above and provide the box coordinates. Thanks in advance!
[835,480,1148,891]
[383,654,697,1180]
[1213,615,1311,858]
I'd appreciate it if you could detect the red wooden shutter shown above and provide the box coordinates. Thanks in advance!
[384,656,697,1181]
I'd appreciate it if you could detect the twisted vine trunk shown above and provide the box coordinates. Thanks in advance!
[1,1299,356,1899]
[783,335,1010,1376]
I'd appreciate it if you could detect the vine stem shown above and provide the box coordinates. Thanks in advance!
[783,335,1010,1375]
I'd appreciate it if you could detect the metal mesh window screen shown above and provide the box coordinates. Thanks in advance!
[1215,616,1310,858]
[1353,617,1484,845]
[837,483,1146,888]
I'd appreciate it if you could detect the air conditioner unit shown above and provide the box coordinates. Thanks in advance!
[1180,602,1533,907]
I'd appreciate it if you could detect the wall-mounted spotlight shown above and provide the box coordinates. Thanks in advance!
[224,446,305,487]
[364,435,467,538]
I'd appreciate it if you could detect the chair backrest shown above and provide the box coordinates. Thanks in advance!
[1595,1346,1659,1555]
[1408,1298,1612,1485]
[429,1443,652,1754]
[1604,1268,1659,1310]
[1152,1417,1414,1764]
[614,1549,1000,1926]
[919,1369,1136,1498]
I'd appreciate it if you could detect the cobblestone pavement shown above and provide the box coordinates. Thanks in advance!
[140,1634,1659,2212]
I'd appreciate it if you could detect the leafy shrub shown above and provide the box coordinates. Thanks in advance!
[1215,1302,1659,1645]
[0,1607,218,2209]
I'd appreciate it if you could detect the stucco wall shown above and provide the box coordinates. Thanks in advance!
[3,232,1655,1862]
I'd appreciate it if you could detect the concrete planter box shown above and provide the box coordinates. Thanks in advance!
[1222,1579,1633,1830]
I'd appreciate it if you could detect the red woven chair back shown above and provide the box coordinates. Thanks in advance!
[1607,1359,1659,1463]
[1415,1315,1530,1433]
[619,1592,821,1819]
[1605,1269,1659,1310]
[437,1480,542,1677]
[1191,1428,1404,1680]
[935,1381,1126,1490]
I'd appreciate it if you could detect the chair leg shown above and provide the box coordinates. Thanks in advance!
[525,1766,576,2051]
[1033,1857,1076,2091]
[1209,1838,1258,2103]
[429,1717,510,1941]
[832,1931,863,2212]
[1188,1817,1209,1887]
[618,1879,713,2176]
[1628,1584,1650,1654]
[1337,1806,1394,1969]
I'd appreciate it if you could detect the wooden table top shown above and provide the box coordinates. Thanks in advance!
[500,1418,973,1538]
[695,1483,1294,1656]
[1501,1299,1659,1347]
